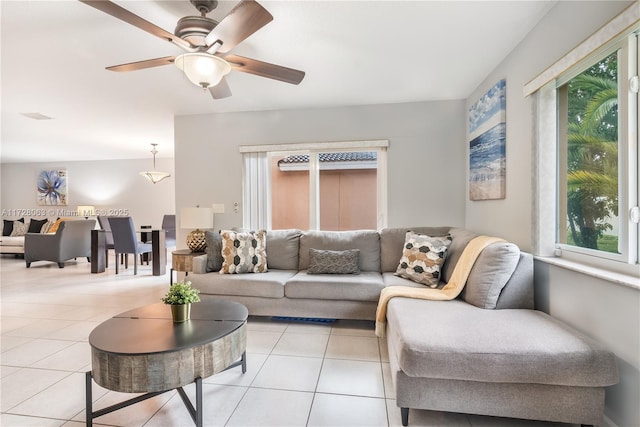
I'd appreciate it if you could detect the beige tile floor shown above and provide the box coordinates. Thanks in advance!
[0,254,578,427]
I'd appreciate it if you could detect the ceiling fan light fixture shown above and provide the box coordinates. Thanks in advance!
[175,52,231,89]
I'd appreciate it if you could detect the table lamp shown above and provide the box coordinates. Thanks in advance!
[180,206,213,252]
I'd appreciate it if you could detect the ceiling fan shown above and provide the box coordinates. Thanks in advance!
[79,0,305,99]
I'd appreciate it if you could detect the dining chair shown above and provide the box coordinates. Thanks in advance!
[97,215,117,268]
[108,216,152,275]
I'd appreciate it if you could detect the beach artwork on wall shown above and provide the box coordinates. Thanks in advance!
[468,79,506,201]
[37,170,68,206]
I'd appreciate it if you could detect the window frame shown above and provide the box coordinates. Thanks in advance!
[240,140,389,231]
[554,36,638,265]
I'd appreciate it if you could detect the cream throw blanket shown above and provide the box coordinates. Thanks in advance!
[375,235,505,337]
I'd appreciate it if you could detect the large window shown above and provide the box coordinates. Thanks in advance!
[530,20,639,276]
[556,35,638,268]
[557,50,622,257]
[241,141,388,231]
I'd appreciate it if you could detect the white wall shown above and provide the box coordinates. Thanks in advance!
[174,100,467,246]
[466,2,638,426]
[0,158,175,228]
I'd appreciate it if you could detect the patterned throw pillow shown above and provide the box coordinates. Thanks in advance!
[47,217,73,234]
[40,220,55,234]
[307,248,360,274]
[395,232,452,288]
[220,230,268,274]
[10,220,28,236]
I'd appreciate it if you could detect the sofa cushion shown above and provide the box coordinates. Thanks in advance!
[27,218,48,233]
[0,236,25,247]
[462,241,520,309]
[395,232,452,288]
[266,229,302,270]
[10,220,28,237]
[189,270,295,298]
[441,228,477,282]
[220,230,268,274]
[299,230,380,272]
[308,248,360,274]
[285,271,385,302]
[386,298,619,387]
[380,227,452,272]
[204,230,223,272]
[382,272,428,289]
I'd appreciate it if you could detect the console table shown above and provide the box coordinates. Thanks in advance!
[86,299,248,426]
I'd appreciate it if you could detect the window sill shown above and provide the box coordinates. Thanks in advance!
[533,255,640,291]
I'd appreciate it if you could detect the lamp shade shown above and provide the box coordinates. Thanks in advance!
[139,171,171,184]
[77,205,96,217]
[180,207,214,229]
[175,53,231,89]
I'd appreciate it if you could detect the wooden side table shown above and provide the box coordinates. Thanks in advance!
[171,249,204,284]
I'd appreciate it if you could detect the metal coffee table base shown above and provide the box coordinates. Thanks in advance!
[85,352,246,427]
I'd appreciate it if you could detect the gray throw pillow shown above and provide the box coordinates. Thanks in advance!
[461,242,520,309]
[307,248,360,274]
[204,230,223,272]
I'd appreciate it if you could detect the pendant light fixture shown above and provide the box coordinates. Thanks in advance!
[140,143,171,184]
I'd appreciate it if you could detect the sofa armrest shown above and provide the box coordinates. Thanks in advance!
[24,232,62,263]
[192,254,209,274]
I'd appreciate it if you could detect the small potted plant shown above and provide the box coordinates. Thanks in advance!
[161,280,201,322]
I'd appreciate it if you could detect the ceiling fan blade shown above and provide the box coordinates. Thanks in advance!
[205,0,273,53]
[79,1,193,51]
[223,54,305,85]
[106,56,176,72]
[209,77,232,99]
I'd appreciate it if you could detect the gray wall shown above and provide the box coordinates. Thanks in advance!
[174,100,467,245]
[0,158,175,228]
[466,2,638,426]
[535,261,639,427]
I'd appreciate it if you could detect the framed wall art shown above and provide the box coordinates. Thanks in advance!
[37,169,68,206]
[468,79,506,201]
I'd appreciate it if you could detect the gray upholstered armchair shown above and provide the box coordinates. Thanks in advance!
[25,219,96,268]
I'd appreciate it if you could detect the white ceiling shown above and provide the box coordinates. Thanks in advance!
[0,0,555,164]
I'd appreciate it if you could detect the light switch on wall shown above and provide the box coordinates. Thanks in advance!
[212,203,225,214]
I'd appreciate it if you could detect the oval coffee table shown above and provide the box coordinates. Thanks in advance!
[86,298,248,427]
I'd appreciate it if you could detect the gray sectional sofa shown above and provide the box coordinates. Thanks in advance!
[189,226,618,426]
